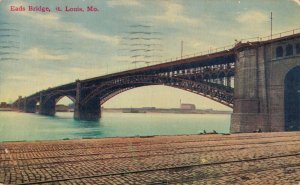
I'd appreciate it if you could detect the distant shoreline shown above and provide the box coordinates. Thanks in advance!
[0,108,13,111]
[0,108,232,115]
[102,108,232,114]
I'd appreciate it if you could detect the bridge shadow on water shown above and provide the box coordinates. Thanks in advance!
[70,120,104,139]
[53,112,104,138]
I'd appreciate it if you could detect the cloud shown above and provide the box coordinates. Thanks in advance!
[20,11,59,22]
[292,0,300,6]
[10,3,119,45]
[236,10,268,24]
[70,67,107,78]
[111,55,132,62]
[171,37,216,57]
[73,27,119,44]
[22,12,119,45]
[151,2,200,26]
[6,75,30,81]
[107,0,141,7]
[23,48,68,61]
[191,41,215,51]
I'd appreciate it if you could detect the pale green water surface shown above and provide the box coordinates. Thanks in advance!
[0,112,230,142]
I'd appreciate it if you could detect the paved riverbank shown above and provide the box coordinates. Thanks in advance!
[0,132,300,184]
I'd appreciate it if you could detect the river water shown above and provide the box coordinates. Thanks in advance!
[0,111,231,142]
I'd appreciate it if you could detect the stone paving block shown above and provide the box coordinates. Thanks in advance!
[0,132,299,184]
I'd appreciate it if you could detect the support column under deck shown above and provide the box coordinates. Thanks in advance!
[74,80,101,121]
[17,96,22,111]
[39,92,56,116]
[74,103,101,121]
[21,98,27,112]
[25,102,37,113]
[230,46,270,133]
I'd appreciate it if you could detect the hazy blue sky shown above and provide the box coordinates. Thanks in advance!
[0,0,299,110]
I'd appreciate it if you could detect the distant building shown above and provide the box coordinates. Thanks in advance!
[0,102,7,107]
[56,104,69,112]
[68,103,75,109]
[0,102,11,108]
[141,107,156,110]
[180,103,196,110]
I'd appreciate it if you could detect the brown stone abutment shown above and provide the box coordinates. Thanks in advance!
[231,36,300,133]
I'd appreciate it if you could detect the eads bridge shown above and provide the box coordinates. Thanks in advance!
[13,30,300,133]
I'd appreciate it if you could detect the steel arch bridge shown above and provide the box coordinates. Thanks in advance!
[14,49,235,121]
[13,31,300,133]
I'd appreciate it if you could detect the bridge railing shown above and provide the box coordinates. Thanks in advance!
[159,44,235,64]
[240,28,300,43]
[156,27,300,65]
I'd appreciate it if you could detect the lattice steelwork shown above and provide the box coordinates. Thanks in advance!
[13,49,235,120]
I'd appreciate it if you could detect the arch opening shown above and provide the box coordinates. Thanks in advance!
[35,101,40,113]
[284,66,300,131]
[296,43,300,54]
[102,85,233,111]
[286,44,293,56]
[82,75,234,108]
[276,46,283,58]
[55,96,75,113]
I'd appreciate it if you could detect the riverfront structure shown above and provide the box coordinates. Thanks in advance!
[13,30,300,133]
[0,132,299,184]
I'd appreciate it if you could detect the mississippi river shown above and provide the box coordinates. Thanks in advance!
[0,111,230,142]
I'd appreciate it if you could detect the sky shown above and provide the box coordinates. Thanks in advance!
[0,0,299,110]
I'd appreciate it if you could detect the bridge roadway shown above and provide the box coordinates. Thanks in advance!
[0,132,300,184]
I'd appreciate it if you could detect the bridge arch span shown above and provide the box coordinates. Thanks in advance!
[55,95,76,104]
[100,84,233,108]
[100,86,137,105]
[81,75,234,108]
[39,94,76,116]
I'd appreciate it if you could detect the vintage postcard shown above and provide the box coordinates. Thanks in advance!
[0,0,299,184]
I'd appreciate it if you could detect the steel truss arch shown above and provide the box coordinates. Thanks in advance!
[82,75,234,108]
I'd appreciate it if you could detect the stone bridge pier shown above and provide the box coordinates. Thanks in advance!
[24,99,37,113]
[39,93,56,116]
[16,96,24,112]
[231,45,270,133]
[74,80,101,121]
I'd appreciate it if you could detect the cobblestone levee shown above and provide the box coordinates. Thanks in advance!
[0,132,300,184]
